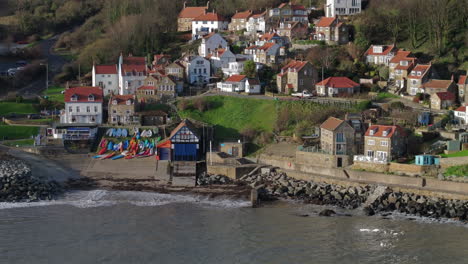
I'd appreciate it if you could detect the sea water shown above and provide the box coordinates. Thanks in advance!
[0,190,468,264]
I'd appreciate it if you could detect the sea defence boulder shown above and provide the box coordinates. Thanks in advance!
[0,157,61,202]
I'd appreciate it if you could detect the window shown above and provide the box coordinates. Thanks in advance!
[108,81,112,85]
[101,75,105,78]
[76,106,80,113]
[381,140,388,146]
[367,150,374,157]
[69,106,72,112]
[368,139,375,145]
[107,75,111,78]
[88,95,94,102]
[86,106,90,113]
[299,79,304,85]
[71,95,78,101]
[94,106,98,112]
[203,68,207,74]
[336,133,344,142]
[113,110,116,114]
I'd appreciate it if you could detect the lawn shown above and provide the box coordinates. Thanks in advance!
[3,139,34,147]
[178,96,277,139]
[0,102,38,115]
[376,92,399,101]
[440,150,468,158]
[444,165,468,178]
[44,86,65,102]
[0,125,39,140]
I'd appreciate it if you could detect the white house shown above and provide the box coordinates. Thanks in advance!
[222,59,245,77]
[454,105,468,125]
[60,86,103,124]
[364,45,398,66]
[246,12,266,35]
[184,56,211,84]
[325,0,361,17]
[217,75,261,94]
[192,12,228,40]
[407,64,432,96]
[255,32,287,47]
[92,65,119,96]
[198,33,228,57]
[208,48,236,72]
[117,54,148,95]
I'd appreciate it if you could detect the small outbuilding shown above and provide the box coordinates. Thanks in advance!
[415,155,440,166]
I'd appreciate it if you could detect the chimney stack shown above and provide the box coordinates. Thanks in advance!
[206,1,210,9]
[183,1,187,9]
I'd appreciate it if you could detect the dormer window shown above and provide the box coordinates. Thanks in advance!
[88,94,95,102]
[401,61,408,66]
[112,100,118,105]
[373,46,383,54]
[417,71,421,76]
[71,94,78,102]
[369,128,378,136]
[383,129,390,137]
[126,99,132,105]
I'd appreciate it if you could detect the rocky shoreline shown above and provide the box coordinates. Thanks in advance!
[0,157,62,202]
[200,170,468,222]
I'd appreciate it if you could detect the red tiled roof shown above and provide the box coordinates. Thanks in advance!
[278,3,306,10]
[459,75,467,85]
[251,11,266,18]
[65,86,103,103]
[455,106,467,112]
[214,48,226,57]
[395,62,414,71]
[365,125,405,138]
[110,95,135,105]
[389,50,414,63]
[137,86,157,91]
[122,64,147,74]
[281,60,308,72]
[202,32,216,39]
[193,12,226,21]
[259,42,275,51]
[435,92,455,101]
[225,74,247,82]
[316,17,336,27]
[423,79,453,89]
[365,45,395,56]
[316,77,359,88]
[409,64,431,79]
[178,6,207,19]
[123,56,146,65]
[248,79,260,85]
[320,117,344,131]
[232,10,252,19]
[260,33,280,41]
[95,65,117,75]
[246,45,258,50]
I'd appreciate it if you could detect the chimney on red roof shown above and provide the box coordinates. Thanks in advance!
[206,0,210,8]
[183,1,186,9]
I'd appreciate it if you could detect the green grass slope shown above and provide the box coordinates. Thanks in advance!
[0,125,39,140]
[0,102,38,115]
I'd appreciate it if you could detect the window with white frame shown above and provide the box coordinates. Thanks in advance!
[381,140,388,146]
[368,139,375,145]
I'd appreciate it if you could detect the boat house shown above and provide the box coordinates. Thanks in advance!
[169,120,200,161]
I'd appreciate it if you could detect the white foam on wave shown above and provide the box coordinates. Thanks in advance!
[0,190,251,210]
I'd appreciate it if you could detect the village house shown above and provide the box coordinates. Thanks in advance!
[216,74,261,94]
[345,113,366,155]
[92,65,119,96]
[245,43,285,65]
[255,32,287,47]
[315,77,360,97]
[198,33,228,58]
[228,10,252,31]
[325,0,362,17]
[268,2,309,24]
[407,63,432,96]
[422,79,457,96]
[192,12,228,40]
[166,61,186,92]
[364,125,407,162]
[183,56,211,84]
[277,60,318,93]
[364,45,398,66]
[118,54,148,95]
[277,21,308,41]
[136,85,158,104]
[108,95,139,125]
[388,50,416,91]
[454,105,468,125]
[152,54,171,70]
[458,75,467,103]
[430,92,456,110]
[320,117,356,156]
[61,86,103,124]
[170,119,201,161]
[221,58,246,77]
[208,48,236,72]
[177,2,209,32]
[151,74,178,98]
[313,17,349,45]
[139,111,168,126]
[246,11,267,35]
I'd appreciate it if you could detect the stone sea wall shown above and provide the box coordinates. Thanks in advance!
[0,158,61,202]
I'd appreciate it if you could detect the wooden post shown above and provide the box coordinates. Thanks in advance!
[250,188,258,208]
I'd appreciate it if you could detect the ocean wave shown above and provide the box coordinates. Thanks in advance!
[0,190,251,210]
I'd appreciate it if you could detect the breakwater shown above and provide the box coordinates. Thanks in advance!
[0,157,61,202]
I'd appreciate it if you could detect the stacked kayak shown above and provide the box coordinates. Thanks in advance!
[94,137,158,160]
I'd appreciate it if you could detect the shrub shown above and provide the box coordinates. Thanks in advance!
[178,99,191,111]
[257,131,274,145]
[193,97,210,112]
[240,127,259,142]
[390,101,405,110]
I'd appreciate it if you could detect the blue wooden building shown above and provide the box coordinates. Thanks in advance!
[169,120,200,161]
[415,155,440,166]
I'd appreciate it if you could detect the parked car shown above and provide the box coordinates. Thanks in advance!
[27,114,41,119]
[7,68,17,76]
[291,90,314,98]
[15,60,27,67]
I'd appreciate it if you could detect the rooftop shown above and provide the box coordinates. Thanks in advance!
[320,117,345,131]
[365,125,405,138]
[178,6,207,19]
[65,86,103,103]
[316,77,359,88]
[94,65,117,75]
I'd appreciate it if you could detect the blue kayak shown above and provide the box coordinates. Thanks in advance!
[122,129,128,138]
[111,155,124,160]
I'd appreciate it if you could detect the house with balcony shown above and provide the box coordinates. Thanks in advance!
[222,58,246,77]
[118,54,148,95]
[277,21,308,41]
[244,43,285,65]
[246,11,267,34]
[277,60,318,93]
[92,65,119,96]
[320,117,356,156]
[365,45,398,66]
[198,33,228,58]
[268,2,309,23]
[192,12,228,40]
[177,2,209,32]
[255,32,287,47]
[108,95,139,125]
[454,105,468,125]
[207,48,236,72]
[363,125,407,162]
[313,17,349,45]
[407,64,432,96]
[388,50,416,91]
[61,86,103,124]
[182,55,211,84]
[228,10,252,31]
[315,77,360,97]
[325,0,362,17]
[216,74,261,94]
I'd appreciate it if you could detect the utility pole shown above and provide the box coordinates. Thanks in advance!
[40,62,48,94]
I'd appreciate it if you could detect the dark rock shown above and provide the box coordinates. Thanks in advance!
[363,207,375,216]
[319,209,336,217]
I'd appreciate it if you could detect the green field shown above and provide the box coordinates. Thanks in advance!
[44,86,65,102]
[444,165,468,178]
[178,96,277,139]
[0,102,38,115]
[376,92,399,101]
[0,125,39,140]
[441,150,468,158]
[3,139,34,147]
